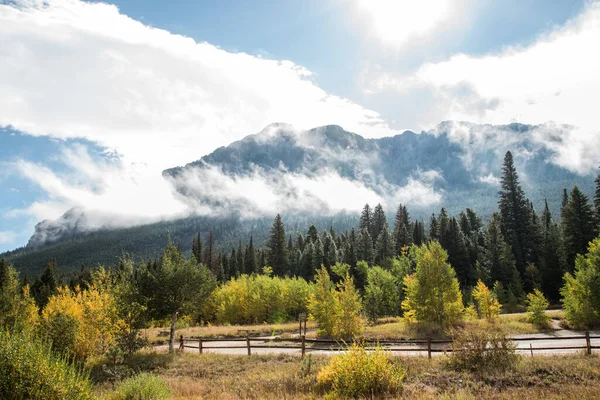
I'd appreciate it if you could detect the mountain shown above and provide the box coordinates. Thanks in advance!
[3,122,596,276]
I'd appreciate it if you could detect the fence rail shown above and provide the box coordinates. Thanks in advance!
[178,332,600,359]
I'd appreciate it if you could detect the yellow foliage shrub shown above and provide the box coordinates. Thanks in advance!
[41,271,125,360]
[317,342,404,398]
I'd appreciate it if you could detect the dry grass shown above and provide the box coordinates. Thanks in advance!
[96,350,600,399]
[144,321,317,344]
[145,311,566,346]
[364,311,565,340]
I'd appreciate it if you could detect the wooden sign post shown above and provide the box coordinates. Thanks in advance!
[298,313,307,336]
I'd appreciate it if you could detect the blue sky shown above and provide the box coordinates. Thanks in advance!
[0,0,599,252]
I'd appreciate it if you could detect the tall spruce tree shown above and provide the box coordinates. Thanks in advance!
[359,204,373,237]
[445,217,472,287]
[302,242,315,280]
[192,233,203,264]
[323,233,338,269]
[413,220,425,246]
[563,185,596,268]
[594,169,600,227]
[428,213,439,241]
[307,225,319,243]
[393,204,412,255]
[561,188,569,221]
[481,213,516,287]
[375,222,394,263]
[32,258,59,309]
[539,200,567,300]
[267,214,288,275]
[237,241,244,275]
[312,236,325,272]
[343,228,358,268]
[204,229,215,273]
[244,236,257,274]
[357,227,374,265]
[372,204,387,245]
[498,151,533,275]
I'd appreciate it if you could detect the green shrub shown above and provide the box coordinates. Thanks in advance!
[561,238,600,329]
[447,326,520,375]
[526,289,551,329]
[317,342,404,398]
[308,267,363,339]
[108,373,170,400]
[0,330,93,400]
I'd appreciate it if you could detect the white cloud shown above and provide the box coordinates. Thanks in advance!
[169,163,442,218]
[8,144,188,225]
[368,1,600,174]
[0,0,403,229]
[0,231,17,245]
[479,173,501,186]
[0,0,395,175]
[350,0,471,47]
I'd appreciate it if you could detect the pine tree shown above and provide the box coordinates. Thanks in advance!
[267,214,288,275]
[428,213,439,241]
[223,251,230,279]
[229,248,238,277]
[244,236,257,274]
[296,234,305,252]
[375,223,393,263]
[307,225,319,243]
[498,151,533,275]
[594,169,600,229]
[357,228,374,265]
[32,258,59,309]
[482,213,515,287]
[563,185,596,268]
[413,220,425,246]
[438,208,450,248]
[372,204,387,245]
[343,228,358,268]
[192,233,203,264]
[561,188,569,222]
[237,241,244,275]
[302,243,315,280]
[312,236,325,272]
[539,200,567,300]
[204,228,215,273]
[445,218,472,287]
[323,233,338,269]
[359,204,373,236]
[393,204,412,255]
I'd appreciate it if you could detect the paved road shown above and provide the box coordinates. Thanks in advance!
[156,329,600,357]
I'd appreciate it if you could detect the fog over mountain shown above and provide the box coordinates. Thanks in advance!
[17,121,595,259]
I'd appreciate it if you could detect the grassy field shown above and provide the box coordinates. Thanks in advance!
[148,311,565,344]
[145,321,318,344]
[93,349,600,399]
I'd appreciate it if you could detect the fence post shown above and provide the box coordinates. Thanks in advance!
[199,338,203,354]
[179,335,184,352]
[301,335,306,359]
[529,343,533,357]
[427,337,432,360]
[586,331,591,355]
[304,319,307,336]
[246,335,251,356]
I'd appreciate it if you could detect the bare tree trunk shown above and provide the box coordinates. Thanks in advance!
[168,311,178,353]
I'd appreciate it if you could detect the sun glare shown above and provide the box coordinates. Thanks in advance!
[355,0,454,45]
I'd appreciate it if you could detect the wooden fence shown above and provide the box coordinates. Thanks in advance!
[179,332,600,359]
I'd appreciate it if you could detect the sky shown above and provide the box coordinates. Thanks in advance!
[0,0,599,252]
